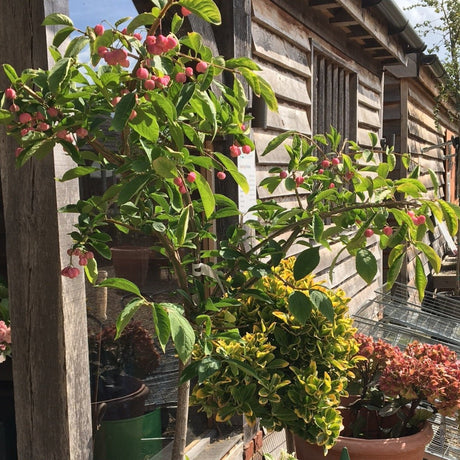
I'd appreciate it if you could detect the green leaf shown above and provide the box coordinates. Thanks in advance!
[197,356,221,382]
[167,305,195,363]
[415,255,427,301]
[3,64,18,84]
[310,290,334,323]
[195,171,215,218]
[84,257,98,285]
[0,109,12,123]
[115,297,145,338]
[48,57,72,93]
[127,13,156,33]
[387,153,396,171]
[64,36,89,58]
[356,248,377,284]
[59,166,97,182]
[118,175,150,205]
[225,57,260,71]
[52,26,75,47]
[214,152,249,193]
[152,303,171,352]
[438,199,458,236]
[16,138,56,167]
[176,82,195,115]
[288,291,313,325]
[312,214,324,242]
[192,90,217,137]
[179,0,222,25]
[97,277,142,296]
[293,247,320,281]
[386,252,404,290]
[129,108,159,143]
[340,447,351,460]
[42,13,74,27]
[176,205,191,246]
[262,131,294,156]
[414,241,441,273]
[152,157,176,178]
[111,92,136,131]
[428,169,439,196]
[368,132,378,148]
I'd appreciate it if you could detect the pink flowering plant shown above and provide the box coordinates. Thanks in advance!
[1,0,460,456]
[348,333,460,438]
[0,282,11,363]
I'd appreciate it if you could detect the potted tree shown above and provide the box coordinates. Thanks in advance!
[1,1,460,458]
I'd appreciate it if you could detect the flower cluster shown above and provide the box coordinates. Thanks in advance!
[348,333,460,438]
[0,320,11,363]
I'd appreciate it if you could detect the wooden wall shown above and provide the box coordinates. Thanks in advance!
[251,0,386,312]
[383,66,459,291]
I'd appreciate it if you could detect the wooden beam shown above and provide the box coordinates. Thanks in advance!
[0,2,92,459]
[334,0,407,65]
[329,9,358,26]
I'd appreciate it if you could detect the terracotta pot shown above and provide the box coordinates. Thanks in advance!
[294,423,433,460]
[111,246,151,288]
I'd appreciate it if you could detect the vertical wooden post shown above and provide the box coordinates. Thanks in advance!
[0,1,92,459]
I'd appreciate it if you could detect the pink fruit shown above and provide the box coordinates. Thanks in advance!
[217,171,226,180]
[15,147,24,157]
[47,107,59,117]
[20,128,30,137]
[279,171,288,179]
[415,215,426,225]
[407,210,415,218]
[175,72,187,83]
[75,127,88,138]
[86,251,94,259]
[241,123,247,131]
[157,76,170,88]
[383,226,393,236]
[144,79,156,90]
[321,159,331,169]
[295,176,305,186]
[229,145,241,158]
[318,169,324,174]
[136,67,149,80]
[242,145,251,154]
[111,96,121,106]
[19,112,32,124]
[332,157,340,166]
[167,36,178,49]
[5,88,16,100]
[186,172,196,183]
[78,257,88,266]
[185,67,194,77]
[329,183,335,189]
[364,228,374,238]
[97,46,108,58]
[179,185,187,194]
[94,24,104,36]
[133,33,143,41]
[196,61,208,73]
[68,267,80,278]
[181,6,191,16]
[37,122,50,132]
[173,177,183,186]
[129,110,137,120]
[9,104,19,113]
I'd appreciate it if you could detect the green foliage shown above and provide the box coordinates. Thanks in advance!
[1,0,458,452]
[191,258,359,450]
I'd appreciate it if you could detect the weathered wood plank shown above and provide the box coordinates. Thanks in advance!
[252,21,311,78]
[252,0,311,52]
[254,59,311,105]
[266,102,311,133]
[357,105,381,130]
[253,129,290,165]
[0,2,92,459]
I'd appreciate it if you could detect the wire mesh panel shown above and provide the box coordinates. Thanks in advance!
[352,283,460,460]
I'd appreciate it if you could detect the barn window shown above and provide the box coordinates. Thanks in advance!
[312,49,357,140]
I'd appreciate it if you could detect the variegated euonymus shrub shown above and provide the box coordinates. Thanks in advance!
[190,257,359,449]
[1,0,459,456]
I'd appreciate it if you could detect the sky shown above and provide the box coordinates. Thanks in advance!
[68,0,444,56]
